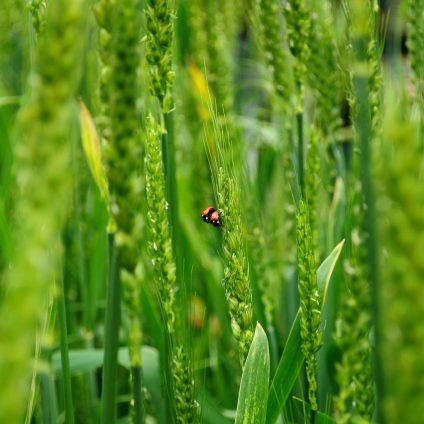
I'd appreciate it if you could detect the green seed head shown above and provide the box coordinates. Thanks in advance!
[296,199,322,411]
[145,0,175,112]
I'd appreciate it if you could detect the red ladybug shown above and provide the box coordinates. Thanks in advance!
[201,206,216,223]
[209,210,222,227]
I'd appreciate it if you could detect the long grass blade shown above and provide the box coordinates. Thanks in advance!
[235,323,270,424]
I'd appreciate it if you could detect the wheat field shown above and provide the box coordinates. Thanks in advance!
[0,0,423,423]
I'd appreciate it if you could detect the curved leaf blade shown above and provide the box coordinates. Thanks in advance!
[236,323,270,424]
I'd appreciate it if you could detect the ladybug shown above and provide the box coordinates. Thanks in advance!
[201,206,216,223]
[209,210,222,227]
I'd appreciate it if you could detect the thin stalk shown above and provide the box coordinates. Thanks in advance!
[266,324,279,373]
[101,233,120,424]
[27,10,36,75]
[354,73,383,423]
[132,366,144,424]
[162,112,181,278]
[58,275,75,424]
[162,334,176,423]
[74,178,89,331]
[419,103,424,153]
[38,370,58,424]
[297,111,305,197]
[57,277,75,424]
[72,139,97,423]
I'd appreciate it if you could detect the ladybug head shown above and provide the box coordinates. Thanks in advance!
[210,210,222,227]
[201,206,216,223]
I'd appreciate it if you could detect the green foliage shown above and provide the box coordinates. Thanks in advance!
[1,1,423,423]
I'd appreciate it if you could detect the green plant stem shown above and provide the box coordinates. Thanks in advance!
[162,334,176,423]
[311,408,316,424]
[266,324,279,373]
[297,111,304,197]
[354,73,383,423]
[38,368,58,424]
[132,365,144,424]
[101,233,120,424]
[58,275,75,424]
[162,112,181,271]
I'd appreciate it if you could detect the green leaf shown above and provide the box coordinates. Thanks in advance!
[266,240,345,424]
[79,101,109,206]
[235,323,270,424]
[52,349,103,375]
[52,346,166,424]
[317,239,345,305]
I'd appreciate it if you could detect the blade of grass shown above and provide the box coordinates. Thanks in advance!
[235,322,270,424]
[296,111,304,196]
[38,368,58,424]
[266,239,345,424]
[100,233,120,424]
[58,275,75,424]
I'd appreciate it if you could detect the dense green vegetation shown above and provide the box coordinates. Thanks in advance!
[1,0,423,423]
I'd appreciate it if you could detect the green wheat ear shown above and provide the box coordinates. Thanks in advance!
[258,0,293,114]
[296,199,322,411]
[145,0,175,113]
[205,0,234,116]
[28,0,47,34]
[334,177,374,423]
[185,0,208,68]
[305,127,320,256]
[407,0,424,104]
[216,165,254,365]
[218,169,254,364]
[173,346,201,423]
[95,0,145,419]
[284,0,311,105]
[145,114,176,333]
[307,0,342,138]
[0,0,85,421]
[145,115,200,422]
